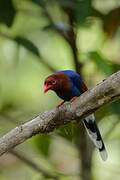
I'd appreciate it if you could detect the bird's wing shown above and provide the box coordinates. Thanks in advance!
[57,70,88,94]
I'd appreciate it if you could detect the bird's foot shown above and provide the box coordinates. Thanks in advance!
[56,97,77,108]
[56,101,65,108]
[70,96,77,103]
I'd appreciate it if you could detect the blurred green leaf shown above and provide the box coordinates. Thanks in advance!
[110,101,120,115]
[57,123,75,141]
[0,0,16,27]
[34,135,51,156]
[31,0,45,7]
[14,36,40,57]
[75,0,92,24]
[89,51,114,75]
[59,0,92,25]
[57,0,75,9]
[112,63,120,72]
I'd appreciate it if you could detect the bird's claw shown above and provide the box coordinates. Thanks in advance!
[70,96,77,102]
[56,101,65,108]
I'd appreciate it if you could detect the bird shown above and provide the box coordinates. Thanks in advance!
[44,70,108,161]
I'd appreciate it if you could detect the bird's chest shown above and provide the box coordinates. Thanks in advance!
[55,80,81,101]
[55,86,80,101]
[56,90,73,101]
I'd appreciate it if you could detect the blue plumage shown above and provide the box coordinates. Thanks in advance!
[56,70,86,101]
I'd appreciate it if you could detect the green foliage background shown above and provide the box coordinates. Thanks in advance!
[0,0,120,179]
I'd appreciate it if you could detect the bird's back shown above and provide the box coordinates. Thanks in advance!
[57,70,88,95]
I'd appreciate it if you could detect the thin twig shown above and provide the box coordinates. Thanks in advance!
[0,115,58,179]
[0,32,55,72]
[10,149,58,179]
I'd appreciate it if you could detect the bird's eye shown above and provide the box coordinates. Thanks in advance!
[52,80,56,84]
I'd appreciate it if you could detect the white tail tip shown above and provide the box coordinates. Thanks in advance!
[100,149,108,161]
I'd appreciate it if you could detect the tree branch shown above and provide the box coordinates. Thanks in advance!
[0,71,119,156]
[1,114,58,179]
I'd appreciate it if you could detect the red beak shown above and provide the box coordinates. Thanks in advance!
[44,85,51,93]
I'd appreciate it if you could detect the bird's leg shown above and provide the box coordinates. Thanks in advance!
[57,97,77,108]
[70,97,78,109]
[70,96,77,102]
[57,101,65,108]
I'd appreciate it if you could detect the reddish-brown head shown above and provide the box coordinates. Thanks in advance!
[44,75,57,93]
[44,73,70,93]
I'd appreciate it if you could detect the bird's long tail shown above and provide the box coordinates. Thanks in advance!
[83,114,108,161]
